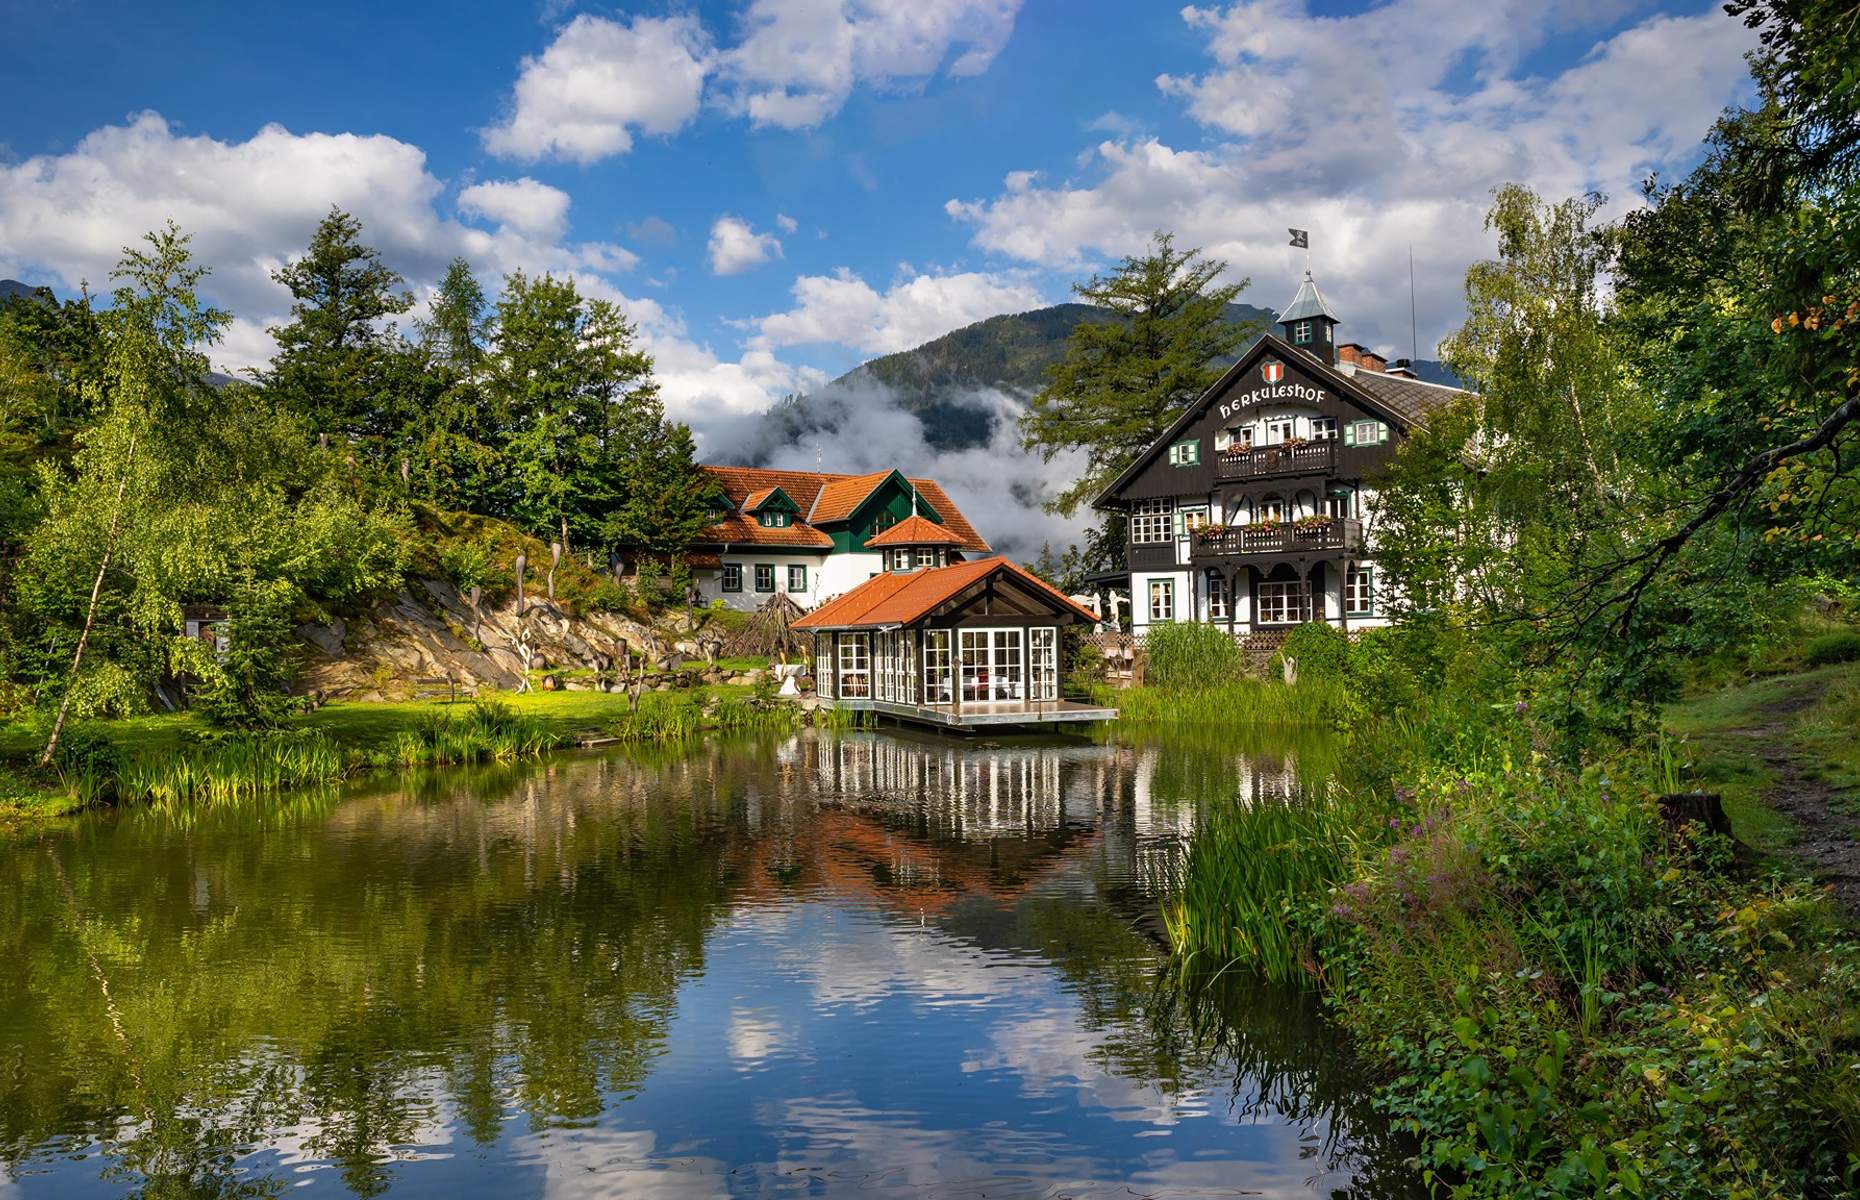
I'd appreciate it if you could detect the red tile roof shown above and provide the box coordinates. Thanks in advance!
[864,514,967,548]
[793,556,1099,630]
[809,470,894,523]
[695,466,990,552]
[742,487,778,510]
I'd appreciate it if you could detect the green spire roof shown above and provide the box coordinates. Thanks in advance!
[1279,270,1340,323]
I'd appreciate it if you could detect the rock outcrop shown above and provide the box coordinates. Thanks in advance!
[296,577,675,702]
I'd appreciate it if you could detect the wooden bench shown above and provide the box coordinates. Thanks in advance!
[414,674,472,703]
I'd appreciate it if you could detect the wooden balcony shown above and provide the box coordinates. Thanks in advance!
[1214,440,1335,481]
[1191,517,1363,559]
[1127,541,1180,571]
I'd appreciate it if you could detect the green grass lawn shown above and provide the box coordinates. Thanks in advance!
[1664,661,1860,853]
[0,683,778,824]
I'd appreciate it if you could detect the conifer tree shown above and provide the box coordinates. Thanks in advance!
[1021,232,1254,516]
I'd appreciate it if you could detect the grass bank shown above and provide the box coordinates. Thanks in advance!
[1161,654,1860,1196]
[0,675,795,822]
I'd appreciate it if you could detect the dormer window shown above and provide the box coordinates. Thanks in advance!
[759,511,790,528]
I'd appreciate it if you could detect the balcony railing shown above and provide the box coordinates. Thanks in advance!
[1214,440,1336,481]
[1127,541,1180,570]
[1192,517,1363,558]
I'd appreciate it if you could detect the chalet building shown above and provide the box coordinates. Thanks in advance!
[794,555,1116,729]
[690,466,991,611]
[1094,271,1471,638]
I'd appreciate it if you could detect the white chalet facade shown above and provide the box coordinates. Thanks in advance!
[1094,271,1470,638]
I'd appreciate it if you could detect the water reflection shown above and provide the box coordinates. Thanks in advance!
[0,728,1416,1198]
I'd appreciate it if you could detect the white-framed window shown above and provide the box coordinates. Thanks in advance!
[837,633,870,697]
[787,564,807,592]
[1256,580,1309,625]
[815,635,834,699]
[1294,320,1312,344]
[886,548,914,572]
[1346,565,1375,615]
[1327,489,1354,520]
[1177,506,1209,538]
[1168,439,1200,466]
[1148,579,1174,623]
[1129,498,1176,544]
[922,630,952,703]
[915,548,941,568]
[722,563,743,593]
[1258,495,1287,523]
[1207,571,1230,620]
[1345,419,1389,446]
[1030,627,1058,701]
[759,510,790,528]
[960,628,1024,702]
[1265,419,1295,445]
[754,563,775,592]
[1312,416,1338,441]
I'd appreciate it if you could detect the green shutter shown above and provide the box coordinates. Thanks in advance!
[1342,422,1356,447]
[1377,422,1390,444]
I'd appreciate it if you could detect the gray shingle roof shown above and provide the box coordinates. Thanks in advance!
[1347,369,1471,427]
[1279,271,1340,323]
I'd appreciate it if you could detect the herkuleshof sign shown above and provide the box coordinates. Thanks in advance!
[1216,359,1328,421]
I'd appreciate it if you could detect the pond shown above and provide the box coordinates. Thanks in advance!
[0,727,1420,1198]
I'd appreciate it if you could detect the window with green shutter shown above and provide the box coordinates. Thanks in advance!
[1168,439,1200,466]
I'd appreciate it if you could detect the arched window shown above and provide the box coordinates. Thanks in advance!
[1259,494,1287,523]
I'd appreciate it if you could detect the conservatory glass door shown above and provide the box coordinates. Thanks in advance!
[959,629,1025,702]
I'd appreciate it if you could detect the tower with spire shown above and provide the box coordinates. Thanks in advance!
[1277,270,1341,364]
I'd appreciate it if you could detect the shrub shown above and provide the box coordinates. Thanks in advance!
[1143,622,1243,689]
[51,723,121,783]
[1805,629,1860,666]
[1271,621,1351,682]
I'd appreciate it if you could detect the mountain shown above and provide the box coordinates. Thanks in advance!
[1,279,50,305]
[750,300,1455,455]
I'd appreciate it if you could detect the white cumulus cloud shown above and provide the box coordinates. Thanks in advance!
[456,177,572,242]
[707,215,784,275]
[752,267,1046,356]
[948,0,1756,358]
[483,13,712,163]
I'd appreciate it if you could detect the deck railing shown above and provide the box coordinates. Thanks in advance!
[1192,517,1363,558]
[1127,541,1179,570]
[1214,440,1335,481]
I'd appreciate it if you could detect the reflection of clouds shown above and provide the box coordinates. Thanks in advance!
[785,910,1050,1012]
[522,1127,731,1200]
[972,1014,1209,1126]
[728,1008,790,1065]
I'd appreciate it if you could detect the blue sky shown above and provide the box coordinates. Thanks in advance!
[1,0,1756,543]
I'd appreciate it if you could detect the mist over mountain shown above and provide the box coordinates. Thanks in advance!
[746,300,1454,456]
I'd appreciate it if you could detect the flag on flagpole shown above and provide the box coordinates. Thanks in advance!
[1288,228,1308,249]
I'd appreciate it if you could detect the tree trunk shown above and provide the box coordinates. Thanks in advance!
[40,432,138,768]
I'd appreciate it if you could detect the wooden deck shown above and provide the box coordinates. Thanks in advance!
[821,696,1118,730]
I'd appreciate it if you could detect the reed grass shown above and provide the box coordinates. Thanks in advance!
[121,732,348,806]
[1109,677,1356,729]
[1162,786,1390,987]
[608,691,803,742]
[370,698,565,768]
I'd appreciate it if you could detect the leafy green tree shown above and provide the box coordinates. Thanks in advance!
[418,257,490,374]
[410,259,505,513]
[265,207,414,442]
[1021,232,1255,516]
[192,575,303,729]
[597,419,719,561]
[28,223,230,763]
[485,271,659,551]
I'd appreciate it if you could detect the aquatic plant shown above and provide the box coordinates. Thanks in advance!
[1109,677,1356,730]
[371,698,563,768]
[120,732,348,805]
[1141,622,1245,689]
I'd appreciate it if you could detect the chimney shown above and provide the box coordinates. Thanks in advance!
[1337,342,1366,368]
[1387,358,1418,379]
[1359,350,1387,373]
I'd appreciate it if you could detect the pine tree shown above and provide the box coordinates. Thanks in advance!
[265,207,414,442]
[1021,232,1254,516]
